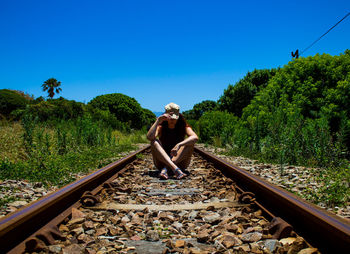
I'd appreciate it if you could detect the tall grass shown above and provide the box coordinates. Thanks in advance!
[197,110,350,207]
[244,115,348,207]
[223,110,348,169]
[0,116,147,186]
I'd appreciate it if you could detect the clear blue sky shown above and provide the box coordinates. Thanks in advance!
[0,0,349,112]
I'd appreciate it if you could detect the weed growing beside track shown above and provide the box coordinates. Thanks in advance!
[0,119,148,187]
[197,144,350,219]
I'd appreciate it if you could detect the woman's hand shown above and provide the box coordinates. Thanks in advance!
[170,143,180,157]
[158,113,171,123]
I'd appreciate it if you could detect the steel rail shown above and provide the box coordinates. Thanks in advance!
[194,147,350,253]
[0,145,150,253]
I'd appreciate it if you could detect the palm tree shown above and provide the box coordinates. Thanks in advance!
[42,78,62,99]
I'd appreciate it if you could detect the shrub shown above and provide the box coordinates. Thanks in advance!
[17,97,85,122]
[47,97,85,119]
[141,108,157,129]
[0,89,29,117]
[88,93,152,129]
[197,111,238,146]
[242,51,350,155]
[183,100,217,120]
[218,69,276,117]
[87,105,129,131]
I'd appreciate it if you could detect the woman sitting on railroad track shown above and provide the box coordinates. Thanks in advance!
[147,102,199,180]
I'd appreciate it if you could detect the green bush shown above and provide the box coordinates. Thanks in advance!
[86,105,129,131]
[218,69,276,117]
[186,119,199,134]
[88,93,155,129]
[0,89,29,118]
[17,97,85,122]
[197,111,238,146]
[242,51,350,154]
[183,100,217,120]
[142,108,157,129]
[47,97,85,119]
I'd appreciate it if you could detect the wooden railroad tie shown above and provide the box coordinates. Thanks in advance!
[89,201,247,211]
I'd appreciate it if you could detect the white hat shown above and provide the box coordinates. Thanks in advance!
[164,102,180,119]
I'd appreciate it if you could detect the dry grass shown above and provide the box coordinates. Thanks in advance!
[0,122,27,162]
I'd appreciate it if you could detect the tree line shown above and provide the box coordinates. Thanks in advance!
[0,88,156,132]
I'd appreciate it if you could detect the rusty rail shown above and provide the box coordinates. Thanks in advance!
[0,145,349,253]
[194,147,350,253]
[0,145,149,253]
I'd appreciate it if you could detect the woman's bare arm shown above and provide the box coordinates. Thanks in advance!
[170,127,198,156]
[180,127,199,146]
[146,114,170,141]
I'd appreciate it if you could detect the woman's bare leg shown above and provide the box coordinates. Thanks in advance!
[172,144,194,170]
[151,139,178,172]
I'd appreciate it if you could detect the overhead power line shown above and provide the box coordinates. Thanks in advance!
[292,11,350,59]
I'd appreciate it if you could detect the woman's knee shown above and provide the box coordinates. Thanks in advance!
[151,139,164,149]
[172,145,194,164]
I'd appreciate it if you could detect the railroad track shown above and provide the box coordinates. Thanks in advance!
[0,145,349,253]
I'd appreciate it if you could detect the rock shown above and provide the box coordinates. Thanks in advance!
[197,230,210,243]
[96,227,108,236]
[175,240,185,248]
[85,229,96,235]
[249,242,263,253]
[188,210,198,220]
[33,182,43,188]
[109,215,120,224]
[225,223,239,233]
[162,247,170,254]
[189,247,203,254]
[48,245,62,253]
[71,208,85,219]
[210,230,221,239]
[221,234,243,248]
[33,187,45,193]
[280,237,297,246]
[67,218,85,227]
[258,219,268,227]
[210,197,220,202]
[153,219,161,225]
[77,233,89,243]
[166,214,175,222]
[62,244,82,254]
[83,220,95,230]
[202,213,221,224]
[158,211,168,218]
[287,237,306,254]
[108,226,120,236]
[234,244,250,252]
[146,230,160,241]
[236,225,243,234]
[297,248,319,254]
[71,227,84,236]
[131,214,142,225]
[59,224,69,232]
[86,248,97,254]
[263,239,281,253]
[165,239,174,249]
[244,226,263,234]
[241,232,262,242]
[121,215,130,223]
[8,200,28,208]
[172,222,183,231]
[130,235,141,241]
